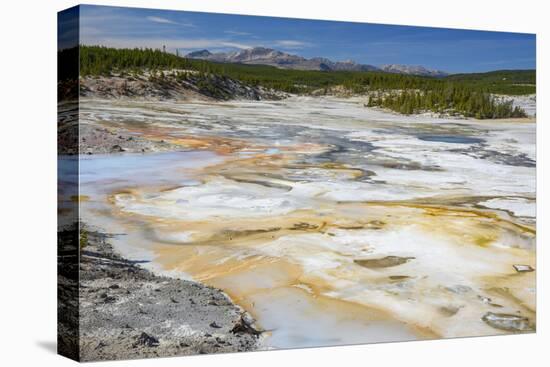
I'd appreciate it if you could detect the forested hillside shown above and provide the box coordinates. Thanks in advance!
[73,46,534,119]
[367,88,526,119]
[444,70,535,95]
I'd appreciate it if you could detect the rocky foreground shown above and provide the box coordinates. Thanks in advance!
[77,123,183,155]
[62,226,262,361]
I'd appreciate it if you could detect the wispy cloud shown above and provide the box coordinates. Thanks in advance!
[220,41,255,49]
[80,35,255,52]
[81,33,317,54]
[147,16,175,24]
[146,16,194,27]
[224,30,252,36]
[77,4,535,72]
[274,40,313,49]
[478,57,535,66]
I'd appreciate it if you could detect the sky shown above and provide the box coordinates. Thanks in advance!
[72,4,536,73]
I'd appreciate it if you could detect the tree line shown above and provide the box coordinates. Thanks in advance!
[367,87,526,118]
[74,46,532,119]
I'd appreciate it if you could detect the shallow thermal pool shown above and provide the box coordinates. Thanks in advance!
[77,96,536,348]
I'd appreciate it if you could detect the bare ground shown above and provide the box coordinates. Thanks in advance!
[59,225,263,362]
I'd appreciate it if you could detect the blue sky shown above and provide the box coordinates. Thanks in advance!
[76,4,536,73]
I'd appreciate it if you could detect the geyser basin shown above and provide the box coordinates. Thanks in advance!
[58,4,536,362]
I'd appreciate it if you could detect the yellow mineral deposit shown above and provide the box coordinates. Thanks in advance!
[79,96,536,348]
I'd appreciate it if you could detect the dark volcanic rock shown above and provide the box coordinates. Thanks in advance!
[135,332,160,347]
[209,322,222,329]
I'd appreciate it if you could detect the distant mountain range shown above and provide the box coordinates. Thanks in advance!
[379,64,448,77]
[186,47,448,77]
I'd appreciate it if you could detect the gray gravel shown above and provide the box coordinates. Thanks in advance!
[78,228,263,361]
[78,124,181,155]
